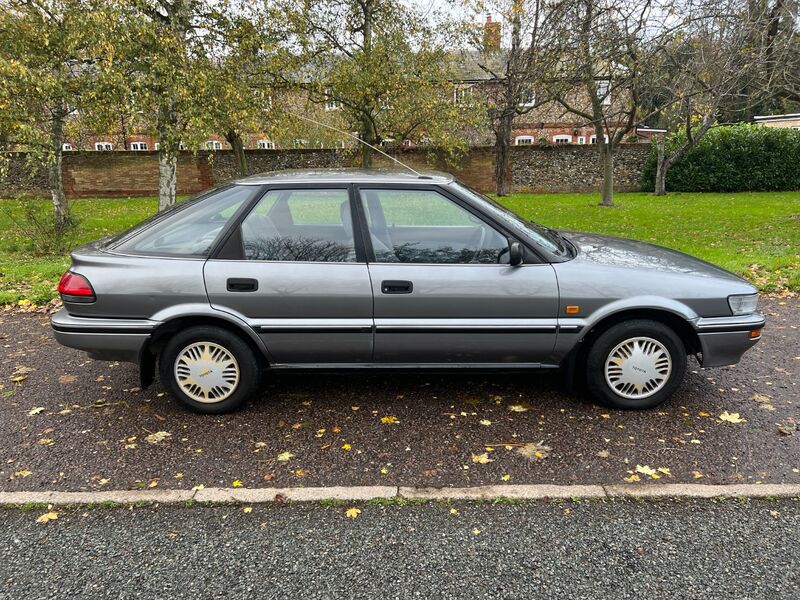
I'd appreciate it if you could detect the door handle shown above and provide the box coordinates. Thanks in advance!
[227,278,258,292]
[381,280,413,294]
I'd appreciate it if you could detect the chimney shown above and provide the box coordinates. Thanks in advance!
[483,14,501,52]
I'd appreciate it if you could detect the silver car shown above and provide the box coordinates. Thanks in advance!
[51,169,765,413]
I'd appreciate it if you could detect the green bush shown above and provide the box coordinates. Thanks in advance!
[641,124,800,192]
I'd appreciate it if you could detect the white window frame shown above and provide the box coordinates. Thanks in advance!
[257,139,275,150]
[154,143,160,151]
[589,134,609,144]
[519,90,536,108]
[577,136,586,144]
[206,140,222,150]
[553,135,572,144]
[792,126,800,131]
[62,143,72,151]
[130,142,148,151]
[94,142,113,151]
[324,89,339,112]
[514,136,534,146]
[453,84,474,105]
[596,79,612,106]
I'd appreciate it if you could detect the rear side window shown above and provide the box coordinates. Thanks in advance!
[240,189,356,262]
[114,186,253,256]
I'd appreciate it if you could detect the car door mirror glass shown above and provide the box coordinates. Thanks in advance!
[509,241,523,266]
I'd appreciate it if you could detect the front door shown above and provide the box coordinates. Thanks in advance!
[204,186,373,364]
[357,186,559,364]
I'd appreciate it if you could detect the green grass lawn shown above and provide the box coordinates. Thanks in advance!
[0,191,798,305]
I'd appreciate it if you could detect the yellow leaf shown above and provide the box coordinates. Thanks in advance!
[471,452,494,464]
[692,471,704,479]
[145,431,171,444]
[450,508,459,515]
[501,474,511,481]
[719,411,746,424]
[315,428,326,438]
[600,414,610,419]
[472,528,481,535]
[36,511,58,524]
[623,474,641,482]
[508,404,529,412]
[342,443,352,451]
[479,419,491,426]
[345,507,361,519]
[697,411,711,417]
[14,470,32,477]
[380,415,399,424]
[291,423,302,430]
[28,407,44,416]
[242,507,253,514]
[635,464,657,477]
[99,478,110,485]
[232,480,243,488]
[380,467,388,474]
[192,484,205,491]
[657,467,672,476]
[277,452,294,462]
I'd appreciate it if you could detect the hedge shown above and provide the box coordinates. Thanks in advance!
[641,124,800,193]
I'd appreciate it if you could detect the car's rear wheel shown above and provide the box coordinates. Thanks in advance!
[158,326,261,414]
[585,319,686,410]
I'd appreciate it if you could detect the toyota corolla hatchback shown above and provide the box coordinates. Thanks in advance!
[51,169,765,413]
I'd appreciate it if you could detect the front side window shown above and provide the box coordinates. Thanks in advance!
[240,189,356,262]
[515,136,534,146]
[113,185,253,256]
[95,142,113,151]
[359,189,510,264]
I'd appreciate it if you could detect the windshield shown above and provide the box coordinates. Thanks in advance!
[450,182,572,258]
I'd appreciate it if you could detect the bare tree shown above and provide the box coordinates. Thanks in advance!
[466,1,562,196]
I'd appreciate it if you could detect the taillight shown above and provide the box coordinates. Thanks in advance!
[58,271,96,302]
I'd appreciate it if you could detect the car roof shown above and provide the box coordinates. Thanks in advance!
[234,167,455,186]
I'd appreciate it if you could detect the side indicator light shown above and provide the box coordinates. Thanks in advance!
[565,305,580,314]
[749,328,762,339]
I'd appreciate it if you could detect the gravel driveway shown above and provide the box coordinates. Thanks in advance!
[0,298,797,492]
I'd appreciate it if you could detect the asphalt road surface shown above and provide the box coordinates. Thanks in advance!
[0,298,797,492]
[0,498,797,599]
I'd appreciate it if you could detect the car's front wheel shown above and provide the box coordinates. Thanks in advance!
[159,326,261,414]
[585,319,686,410]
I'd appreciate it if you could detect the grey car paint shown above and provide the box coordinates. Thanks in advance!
[50,168,765,377]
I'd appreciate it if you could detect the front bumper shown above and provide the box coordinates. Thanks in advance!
[50,308,157,363]
[694,312,765,368]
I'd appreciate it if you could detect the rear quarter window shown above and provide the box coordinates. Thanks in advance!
[112,186,255,256]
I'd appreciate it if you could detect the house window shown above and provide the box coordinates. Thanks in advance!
[324,90,339,111]
[154,143,160,150]
[589,134,610,144]
[596,80,611,105]
[380,138,395,147]
[453,84,474,105]
[793,126,800,130]
[519,90,536,107]
[402,139,413,147]
[577,136,586,144]
[257,140,275,150]
[179,142,186,151]
[62,143,72,151]
[95,142,113,151]
[515,136,534,146]
[553,135,572,144]
[130,142,148,151]
[206,140,222,150]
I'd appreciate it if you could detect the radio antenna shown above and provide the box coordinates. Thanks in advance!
[283,110,424,177]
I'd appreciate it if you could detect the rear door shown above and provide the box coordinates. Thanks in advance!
[357,186,560,364]
[204,186,373,364]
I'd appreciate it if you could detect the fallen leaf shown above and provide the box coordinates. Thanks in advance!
[623,474,641,482]
[596,450,610,458]
[635,465,657,477]
[472,528,481,535]
[145,431,171,444]
[345,507,361,519]
[449,508,459,515]
[508,404,529,413]
[58,374,77,384]
[471,452,494,464]
[277,452,294,462]
[501,474,511,481]
[232,480,243,488]
[36,511,58,524]
[516,441,552,461]
[697,411,711,417]
[38,438,54,446]
[692,471,704,479]
[479,419,492,426]
[242,507,253,514]
[28,407,44,416]
[14,470,32,477]
[380,415,399,424]
[719,411,746,424]
[341,443,352,451]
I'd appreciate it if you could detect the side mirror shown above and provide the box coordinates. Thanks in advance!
[509,241,523,266]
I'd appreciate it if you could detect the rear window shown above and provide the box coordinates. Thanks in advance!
[112,186,255,256]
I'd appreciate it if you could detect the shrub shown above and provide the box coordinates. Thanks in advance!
[641,124,800,192]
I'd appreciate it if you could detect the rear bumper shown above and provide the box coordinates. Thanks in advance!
[694,312,765,368]
[50,308,157,362]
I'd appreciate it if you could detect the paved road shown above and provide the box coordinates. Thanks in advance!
[0,498,797,599]
[0,298,797,492]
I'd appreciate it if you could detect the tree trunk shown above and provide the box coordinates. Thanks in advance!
[360,113,374,168]
[158,147,177,211]
[226,130,248,177]
[48,109,69,229]
[599,144,614,207]
[494,114,513,196]
[654,137,666,196]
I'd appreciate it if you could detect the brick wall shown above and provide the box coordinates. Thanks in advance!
[1,144,650,198]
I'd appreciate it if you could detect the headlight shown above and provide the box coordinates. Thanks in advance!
[728,294,759,315]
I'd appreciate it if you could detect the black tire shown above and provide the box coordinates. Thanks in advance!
[158,325,261,414]
[585,319,686,410]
